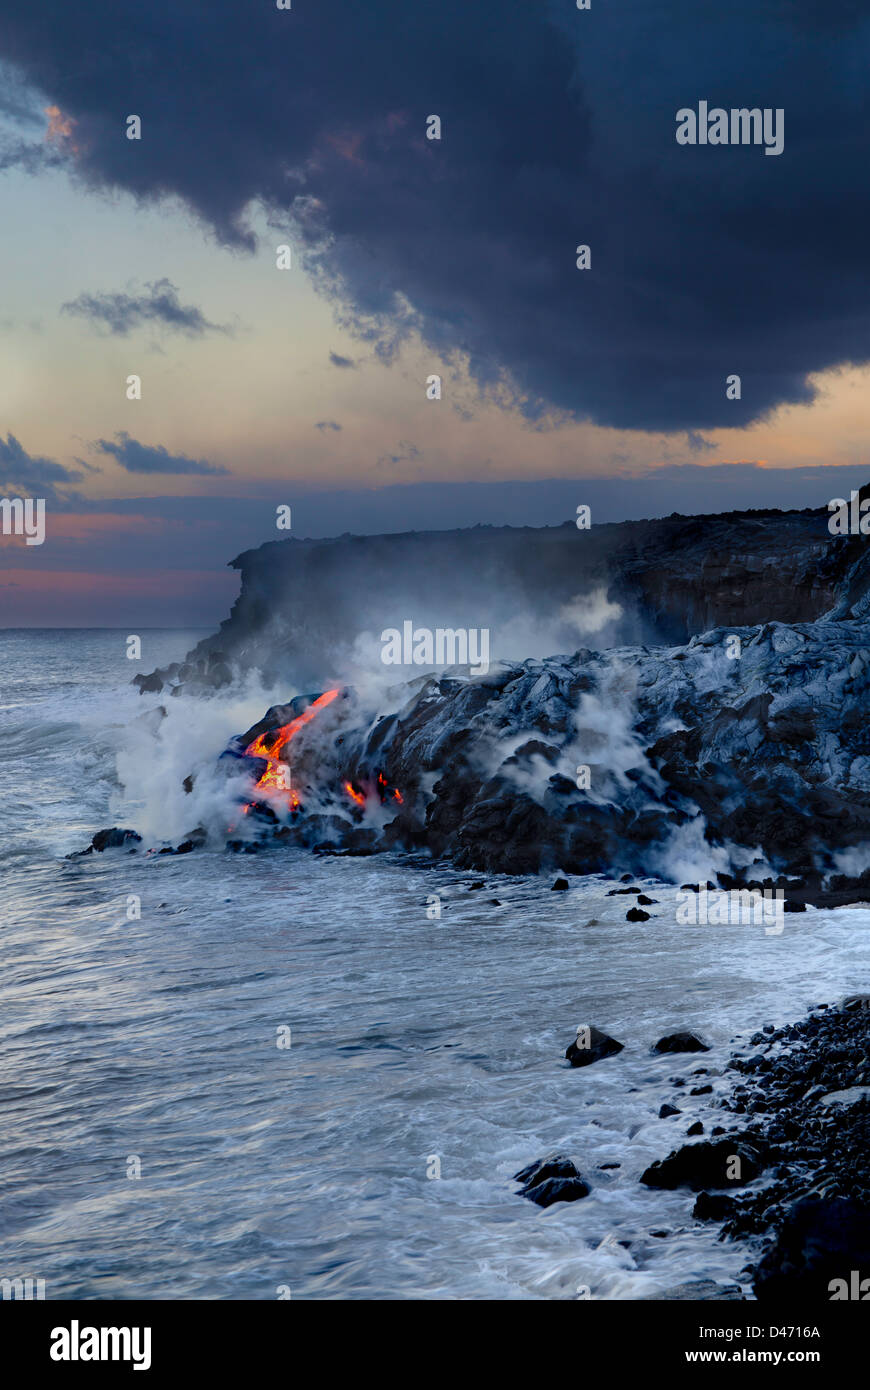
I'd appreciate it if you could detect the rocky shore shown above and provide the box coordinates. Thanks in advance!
[128,611,870,899]
[633,997,869,1299]
[512,997,870,1299]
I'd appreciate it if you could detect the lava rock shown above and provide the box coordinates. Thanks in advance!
[552,877,569,891]
[652,1032,711,1055]
[518,1175,591,1208]
[91,827,143,852]
[693,1191,737,1221]
[640,1137,768,1191]
[753,1197,870,1300]
[513,1154,580,1187]
[133,672,163,694]
[626,906,650,922]
[566,1026,625,1068]
[659,1103,682,1118]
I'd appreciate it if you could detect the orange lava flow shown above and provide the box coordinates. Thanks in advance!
[343,781,366,806]
[244,688,340,804]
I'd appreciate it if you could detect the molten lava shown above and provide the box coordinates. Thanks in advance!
[378,772,403,805]
[240,686,406,822]
[244,688,340,807]
[343,781,366,806]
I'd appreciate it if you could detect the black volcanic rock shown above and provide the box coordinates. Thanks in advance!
[518,1175,591,1207]
[513,1154,580,1187]
[566,1026,624,1068]
[91,827,142,852]
[753,1198,870,1300]
[513,1153,591,1207]
[203,606,870,881]
[693,1191,737,1222]
[640,1137,768,1191]
[653,1032,711,1054]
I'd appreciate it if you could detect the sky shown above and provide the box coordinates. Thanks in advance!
[3,1,870,625]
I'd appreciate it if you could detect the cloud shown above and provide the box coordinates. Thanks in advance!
[0,431,87,504]
[92,432,228,476]
[62,279,230,337]
[5,4,870,428]
[328,351,356,369]
[377,441,421,469]
[686,431,716,454]
[314,420,342,432]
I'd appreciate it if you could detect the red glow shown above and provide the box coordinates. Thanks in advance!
[244,688,340,806]
[344,780,366,806]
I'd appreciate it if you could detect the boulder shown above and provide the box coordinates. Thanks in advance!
[652,1032,711,1054]
[518,1175,590,1207]
[640,1136,768,1191]
[513,1153,580,1187]
[91,827,143,852]
[693,1191,736,1221]
[566,1026,625,1068]
[513,1153,590,1207]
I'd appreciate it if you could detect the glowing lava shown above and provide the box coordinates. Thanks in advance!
[343,781,366,806]
[244,688,340,806]
[378,772,403,805]
[240,686,406,822]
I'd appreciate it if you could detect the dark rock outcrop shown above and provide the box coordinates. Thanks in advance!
[202,611,870,887]
[652,1032,711,1055]
[565,1026,625,1068]
[640,1136,768,1191]
[513,1155,590,1207]
[72,827,143,856]
[518,1175,591,1207]
[753,1197,870,1300]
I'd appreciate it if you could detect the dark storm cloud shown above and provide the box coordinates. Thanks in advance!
[314,420,342,433]
[3,2,870,429]
[0,431,87,503]
[93,433,228,476]
[328,351,356,369]
[62,279,229,337]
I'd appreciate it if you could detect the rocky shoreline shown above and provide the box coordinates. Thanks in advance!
[517,996,870,1299]
[656,994,870,1299]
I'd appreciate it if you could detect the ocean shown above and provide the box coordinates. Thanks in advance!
[1,629,867,1299]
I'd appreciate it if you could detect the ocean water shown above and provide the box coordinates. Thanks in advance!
[0,629,867,1300]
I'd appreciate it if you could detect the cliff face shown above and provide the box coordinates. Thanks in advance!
[137,501,859,695]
